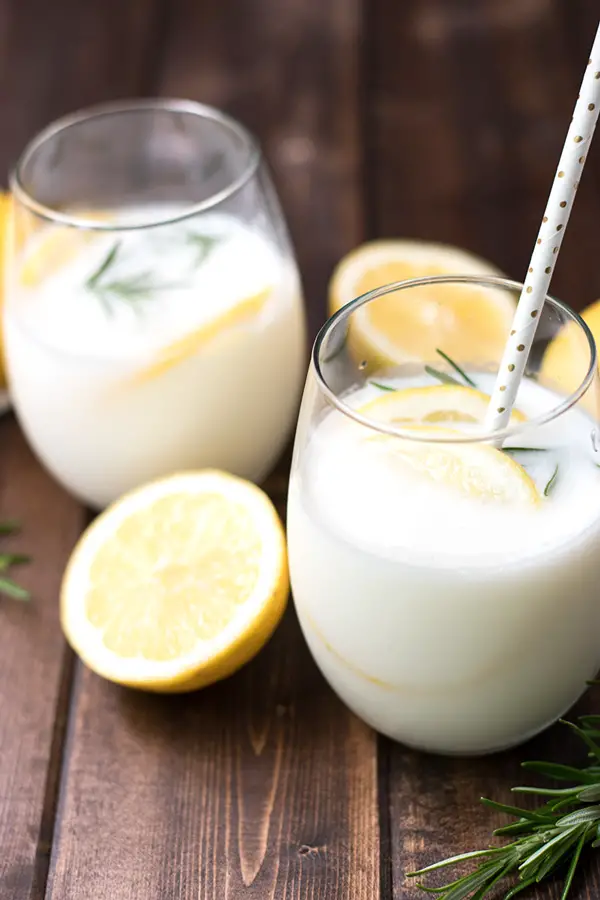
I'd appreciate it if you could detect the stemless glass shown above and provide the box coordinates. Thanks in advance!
[5,100,306,508]
[287,275,600,756]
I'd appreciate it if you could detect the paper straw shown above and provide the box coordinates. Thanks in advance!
[485,23,600,435]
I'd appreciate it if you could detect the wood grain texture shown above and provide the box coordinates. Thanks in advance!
[0,417,83,900]
[368,0,600,311]
[0,0,165,183]
[46,1,379,898]
[369,1,600,897]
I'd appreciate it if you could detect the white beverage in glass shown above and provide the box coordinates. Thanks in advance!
[287,276,600,755]
[6,101,306,508]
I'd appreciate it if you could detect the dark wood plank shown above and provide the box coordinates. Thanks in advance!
[0,417,83,899]
[370,1,600,897]
[47,2,380,899]
[368,0,600,312]
[0,0,165,181]
[0,1,167,896]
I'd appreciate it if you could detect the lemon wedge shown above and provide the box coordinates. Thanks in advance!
[60,471,289,692]
[361,384,526,427]
[329,240,513,370]
[129,286,272,385]
[368,425,539,507]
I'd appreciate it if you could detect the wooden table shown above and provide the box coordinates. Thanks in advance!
[2,1,600,898]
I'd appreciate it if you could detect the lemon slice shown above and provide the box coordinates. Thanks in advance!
[60,471,289,692]
[128,286,272,385]
[329,240,513,370]
[369,425,539,506]
[540,298,600,416]
[361,384,526,426]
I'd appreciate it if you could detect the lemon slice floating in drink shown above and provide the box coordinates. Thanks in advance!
[361,384,526,426]
[129,286,272,385]
[359,387,538,506]
[329,240,513,370]
[61,471,289,692]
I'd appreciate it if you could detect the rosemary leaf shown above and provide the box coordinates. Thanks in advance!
[0,520,31,601]
[544,463,559,497]
[435,349,477,387]
[0,521,19,535]
[521,761,600,783]
[556,806,600,828]
[370,381,396,392]
[561,831,587,899]
[186,232,220,266]
[86,240,121,289]
[0,553,31,571]
[425,366,463,387]
[503,447,548,454]
[0,577,30,601]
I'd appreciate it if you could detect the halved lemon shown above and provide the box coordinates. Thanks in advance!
[128,287,272,385]
[540,298,600,416]
[360,384,526,427]
[329,240,513,370]
[368,424,539,507]
[60,471,289,692]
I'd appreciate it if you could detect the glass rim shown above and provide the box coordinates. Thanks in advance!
[9,98,262,232]
[312,274,598,444]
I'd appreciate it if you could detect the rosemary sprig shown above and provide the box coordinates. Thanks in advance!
[408,716,600,900]
[85,232,221,314]
[0,521,30,601]
[435,348,477,387]
[85,240,181,313]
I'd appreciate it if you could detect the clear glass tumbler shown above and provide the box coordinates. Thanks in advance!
[287,275,600,755]
[5,99,306,507]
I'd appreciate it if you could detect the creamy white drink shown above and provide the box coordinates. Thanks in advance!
[4,208,306,507]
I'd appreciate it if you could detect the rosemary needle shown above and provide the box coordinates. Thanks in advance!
[86,240,121,290]
[370,381,397,392]
[503,447,548,454]
[424,366,463,387]
[0,521,31,601]
[0,578,30,601]
[0,521,19,535]
[435,348,477,387]
[544,463,559,497]
[186,232,220,266]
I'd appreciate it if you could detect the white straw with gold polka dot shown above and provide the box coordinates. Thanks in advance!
[485,24,600,436]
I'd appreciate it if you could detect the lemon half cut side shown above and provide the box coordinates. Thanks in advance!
[61,471,289,692]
